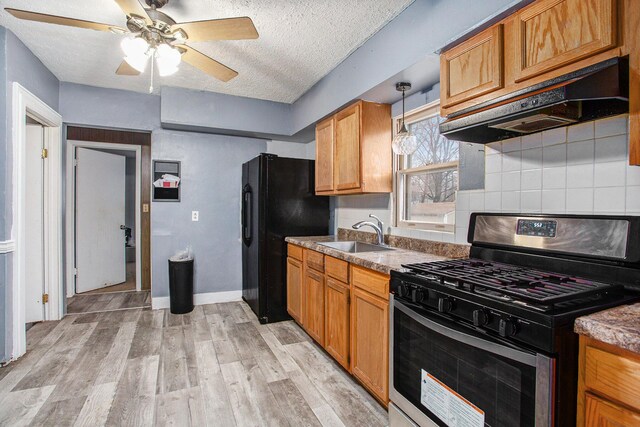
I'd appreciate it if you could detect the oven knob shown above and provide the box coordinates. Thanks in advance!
[499,318,518,337]
[472,309,489,327]
[411,288,426,303]
[437,297,453,313]
[397,283,411,298]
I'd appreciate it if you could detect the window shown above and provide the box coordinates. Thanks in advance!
[395,102,459,232]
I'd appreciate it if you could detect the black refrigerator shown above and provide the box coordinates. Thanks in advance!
[241,154,329,324]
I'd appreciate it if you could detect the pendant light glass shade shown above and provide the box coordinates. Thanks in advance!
[392,82,419,155]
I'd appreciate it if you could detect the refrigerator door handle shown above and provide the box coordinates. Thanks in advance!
[242,184,253,246]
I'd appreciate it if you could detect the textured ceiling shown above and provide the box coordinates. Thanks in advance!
[0,0,414,103]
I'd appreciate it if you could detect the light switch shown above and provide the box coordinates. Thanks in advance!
[143,203,149,213]
[192,211,199,221]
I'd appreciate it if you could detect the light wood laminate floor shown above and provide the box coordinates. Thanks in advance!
[67,290,151,314]
[0,302,388,426]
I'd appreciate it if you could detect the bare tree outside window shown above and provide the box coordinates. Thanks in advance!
[396,104,459,230]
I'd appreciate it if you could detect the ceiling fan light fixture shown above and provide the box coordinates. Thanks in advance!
[121,36,150,72]
[155,43,181,76]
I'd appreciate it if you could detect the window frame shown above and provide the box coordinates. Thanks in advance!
[393,100,459,233]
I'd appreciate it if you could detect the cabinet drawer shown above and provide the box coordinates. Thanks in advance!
[441,25,503,107]
[304,249,324,272]
[585,393,640,426]
[585,345,640,411]
[513,0,617,82]
[288,244,303,261]
[351,265,389,300]
[326,256,349,283]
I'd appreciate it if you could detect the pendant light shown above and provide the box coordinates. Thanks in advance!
[392,82,419,155]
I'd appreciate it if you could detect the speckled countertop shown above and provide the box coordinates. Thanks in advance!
[574,303,640,354]
[285,235,451,274]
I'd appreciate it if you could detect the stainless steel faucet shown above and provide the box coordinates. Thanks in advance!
[352,214,386,246]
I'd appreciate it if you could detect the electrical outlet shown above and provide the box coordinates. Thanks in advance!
[192,211,199,221]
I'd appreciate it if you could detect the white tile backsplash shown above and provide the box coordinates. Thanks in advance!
[542,127,567,146]
[594,187,625,213]
[334,115,638,246]
[594,161,626,187]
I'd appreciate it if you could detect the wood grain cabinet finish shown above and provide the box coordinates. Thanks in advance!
[441,25,504,108]
[286,256,303,324]
[314,100,392,195]
[585,394,640,426]
[577,336,640,426]
[303,267,325,346]
[315,117,335,193]
[351,285,389,404]
[513,0,617,82]
[324,277,350,370]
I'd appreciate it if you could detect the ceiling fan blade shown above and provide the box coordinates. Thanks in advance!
[116,61,140,76]
[173,17,258,42]
[113,0,150,21]
[5,8,123,32]
[181,45,238,82]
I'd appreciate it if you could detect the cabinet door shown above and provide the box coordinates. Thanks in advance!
[304,268,325,346]
[315,117,335,193]
[286,257,303,324]
[335,103,361,191]
[514,0,617,82]
[351,286,389,404]
[441,25,504,107]
[325,277,350,370]
[585,394,640,426]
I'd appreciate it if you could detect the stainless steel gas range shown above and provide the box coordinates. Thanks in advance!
[389,213,640,427]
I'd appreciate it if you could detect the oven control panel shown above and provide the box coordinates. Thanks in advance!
[516,219,557,237]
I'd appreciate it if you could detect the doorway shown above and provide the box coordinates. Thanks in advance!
[11,83,63,360]
[65,127,152,315]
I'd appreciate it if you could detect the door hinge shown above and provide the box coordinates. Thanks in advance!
[42,293,49,304]
[41,148,48,159]
[74,268,78,277]
[73,158,78,166]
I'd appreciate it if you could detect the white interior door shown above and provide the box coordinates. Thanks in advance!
[25,123,45,322]
[75,148,126,293]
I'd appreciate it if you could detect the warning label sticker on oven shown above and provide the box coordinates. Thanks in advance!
[420,370,485,427]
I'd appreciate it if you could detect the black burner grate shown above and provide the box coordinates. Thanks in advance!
[402,258,621,305]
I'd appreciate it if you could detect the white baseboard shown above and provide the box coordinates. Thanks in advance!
[151,290,242,310]
[0,240,15,254]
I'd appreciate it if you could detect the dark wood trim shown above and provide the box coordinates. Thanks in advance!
[67,126,152,291]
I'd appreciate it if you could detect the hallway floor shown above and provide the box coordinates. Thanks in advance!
[0,301,388,426]
[66,290,151,314]
[82,262,137,295]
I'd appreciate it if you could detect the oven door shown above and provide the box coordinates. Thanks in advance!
[390,296,554,427]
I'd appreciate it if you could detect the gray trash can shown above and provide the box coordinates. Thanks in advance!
[168,257,194,314]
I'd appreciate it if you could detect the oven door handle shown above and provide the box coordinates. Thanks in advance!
[394,298,538,367]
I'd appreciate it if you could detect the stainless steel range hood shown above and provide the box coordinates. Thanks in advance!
[440,58,629,144]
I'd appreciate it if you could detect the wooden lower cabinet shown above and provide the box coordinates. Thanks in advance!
[577,336,640,426]
[286,257,303,324]
[324,277,350,370]
[303,267,325,346]
[585,394,640,426]
[351,286,389,404]
[286,247,390,406]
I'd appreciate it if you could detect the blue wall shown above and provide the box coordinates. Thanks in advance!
[151,130,265,298]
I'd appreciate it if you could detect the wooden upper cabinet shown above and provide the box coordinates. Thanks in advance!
[441,25,504,108]
[514,0,617,82]
[314,100,392,195]
[335,103,361,191]
[315,117,335,193]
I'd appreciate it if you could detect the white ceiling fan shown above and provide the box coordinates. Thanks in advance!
[5,0,259,88]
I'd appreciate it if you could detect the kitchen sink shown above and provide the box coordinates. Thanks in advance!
[316,241,394,253]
